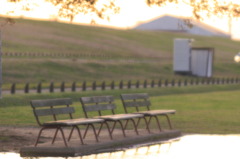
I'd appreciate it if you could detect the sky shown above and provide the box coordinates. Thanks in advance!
[0,0,240,40]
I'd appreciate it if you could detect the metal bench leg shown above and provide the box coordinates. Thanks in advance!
[88,124,99,142]
[141,117,151,133]
[68,127,75,141]
[123,120,129,130]
[83,124,90,139]
[104,122,113,140]
[97,123,104,137]
[163,114,173,129]
[130,119,139,135]
[136,117,151,133]
[153,116,162,132]
[52,128,59,144]
[75,126,84,145]
[118,121,126,137]
[35,127,46,147]
[58,127,68,147]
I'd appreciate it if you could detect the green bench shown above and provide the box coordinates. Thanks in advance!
[31,98,111,147]
[80,95,144,137]
[120,93,176,132]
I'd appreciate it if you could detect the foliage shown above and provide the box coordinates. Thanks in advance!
[147,0,240,20]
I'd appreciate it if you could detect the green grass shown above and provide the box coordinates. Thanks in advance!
[1,84,240,134]
[1,18,240,84]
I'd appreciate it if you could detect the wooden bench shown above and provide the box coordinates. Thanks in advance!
[80,95,144,137]
[120,93,176,132]
[31,98,109,147]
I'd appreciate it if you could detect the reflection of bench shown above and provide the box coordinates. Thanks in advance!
[80,95,144,137]
[31,98,109,147]
[120,93,176,132]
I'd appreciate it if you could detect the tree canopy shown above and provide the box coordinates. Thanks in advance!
[147,0,240,20]
[4,0,240,22]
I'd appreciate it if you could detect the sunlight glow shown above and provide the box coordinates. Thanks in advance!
[0,0,240,39]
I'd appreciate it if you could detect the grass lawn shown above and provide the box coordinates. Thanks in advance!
[0,84,240,134]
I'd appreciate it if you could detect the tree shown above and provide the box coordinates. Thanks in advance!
[147,0,240,20]
[7,0,120,23]
[147,0,240,35]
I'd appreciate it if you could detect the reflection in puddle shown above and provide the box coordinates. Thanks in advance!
[2,134,240,159]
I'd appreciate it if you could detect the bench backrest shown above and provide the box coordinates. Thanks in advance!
[80,96,116,118]
[31,98,74,126]
[120,93,151,113]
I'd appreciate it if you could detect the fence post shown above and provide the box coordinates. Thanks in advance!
[37,82,42,93]
[164,79,168,87]
[226,78,229,84]
[144,80,147,88]
[82,81,86,91]
[111,81,115,90]
[92,81,96,91]
[119,80,123,89]
[158,80,162,87]
[11,83,15,94]
[101,81,105,90]
[136,80,140,88]
[24,83,29,93]
[61,82,65,92]
[178,79,181,87]
[128,80,131,89]
[190,79,194,85]
[49,82,54,93]
[171,79,175,87]
[72,82,76,92]
[184,79,188,86]
[151,80,155,88]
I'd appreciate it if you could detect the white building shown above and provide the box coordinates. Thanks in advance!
[134,15,230,37]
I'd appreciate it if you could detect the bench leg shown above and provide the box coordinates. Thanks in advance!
[35,127,45,147]
[153,116,162,132]
[52,128,59,144]
[88,124,99,142]
[111,121,126,137]
[163,114,173,129]
[97,122,113,140]
[139,117,150,133]
[83,124,90,139]
[130,119,139,135]
[68,126,84,145]
[58,127,68,147]
[148,116,162,132]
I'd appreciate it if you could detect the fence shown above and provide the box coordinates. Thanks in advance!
[4,77,240,95]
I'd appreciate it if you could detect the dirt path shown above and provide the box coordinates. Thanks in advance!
[0,126,47,153]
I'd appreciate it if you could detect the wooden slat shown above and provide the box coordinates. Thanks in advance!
[123,101,151,107]
[80,96,114,104]
[83,103,116,112]
[31,98,72,108]
[35,107,75,116]
[121,93,149,100]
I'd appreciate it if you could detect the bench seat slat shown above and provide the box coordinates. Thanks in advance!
[121,93,149,100]
[81,96,114,104]
[84,103,116,112]
[123,101,151,107]
[35,107,75,116]
[135,110,176,115]
[95,113,144,121]
[43,118,104,126]
[31,98,72,107]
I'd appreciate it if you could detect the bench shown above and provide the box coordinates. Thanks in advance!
[120,93,176,132]
[80,95,144,137]
[31,98,110,147]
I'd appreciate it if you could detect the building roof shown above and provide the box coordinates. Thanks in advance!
[134,15,230,37]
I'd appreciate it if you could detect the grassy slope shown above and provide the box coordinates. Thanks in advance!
[1,18,240,83]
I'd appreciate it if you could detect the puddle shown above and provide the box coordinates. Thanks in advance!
[2,134,240,159]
